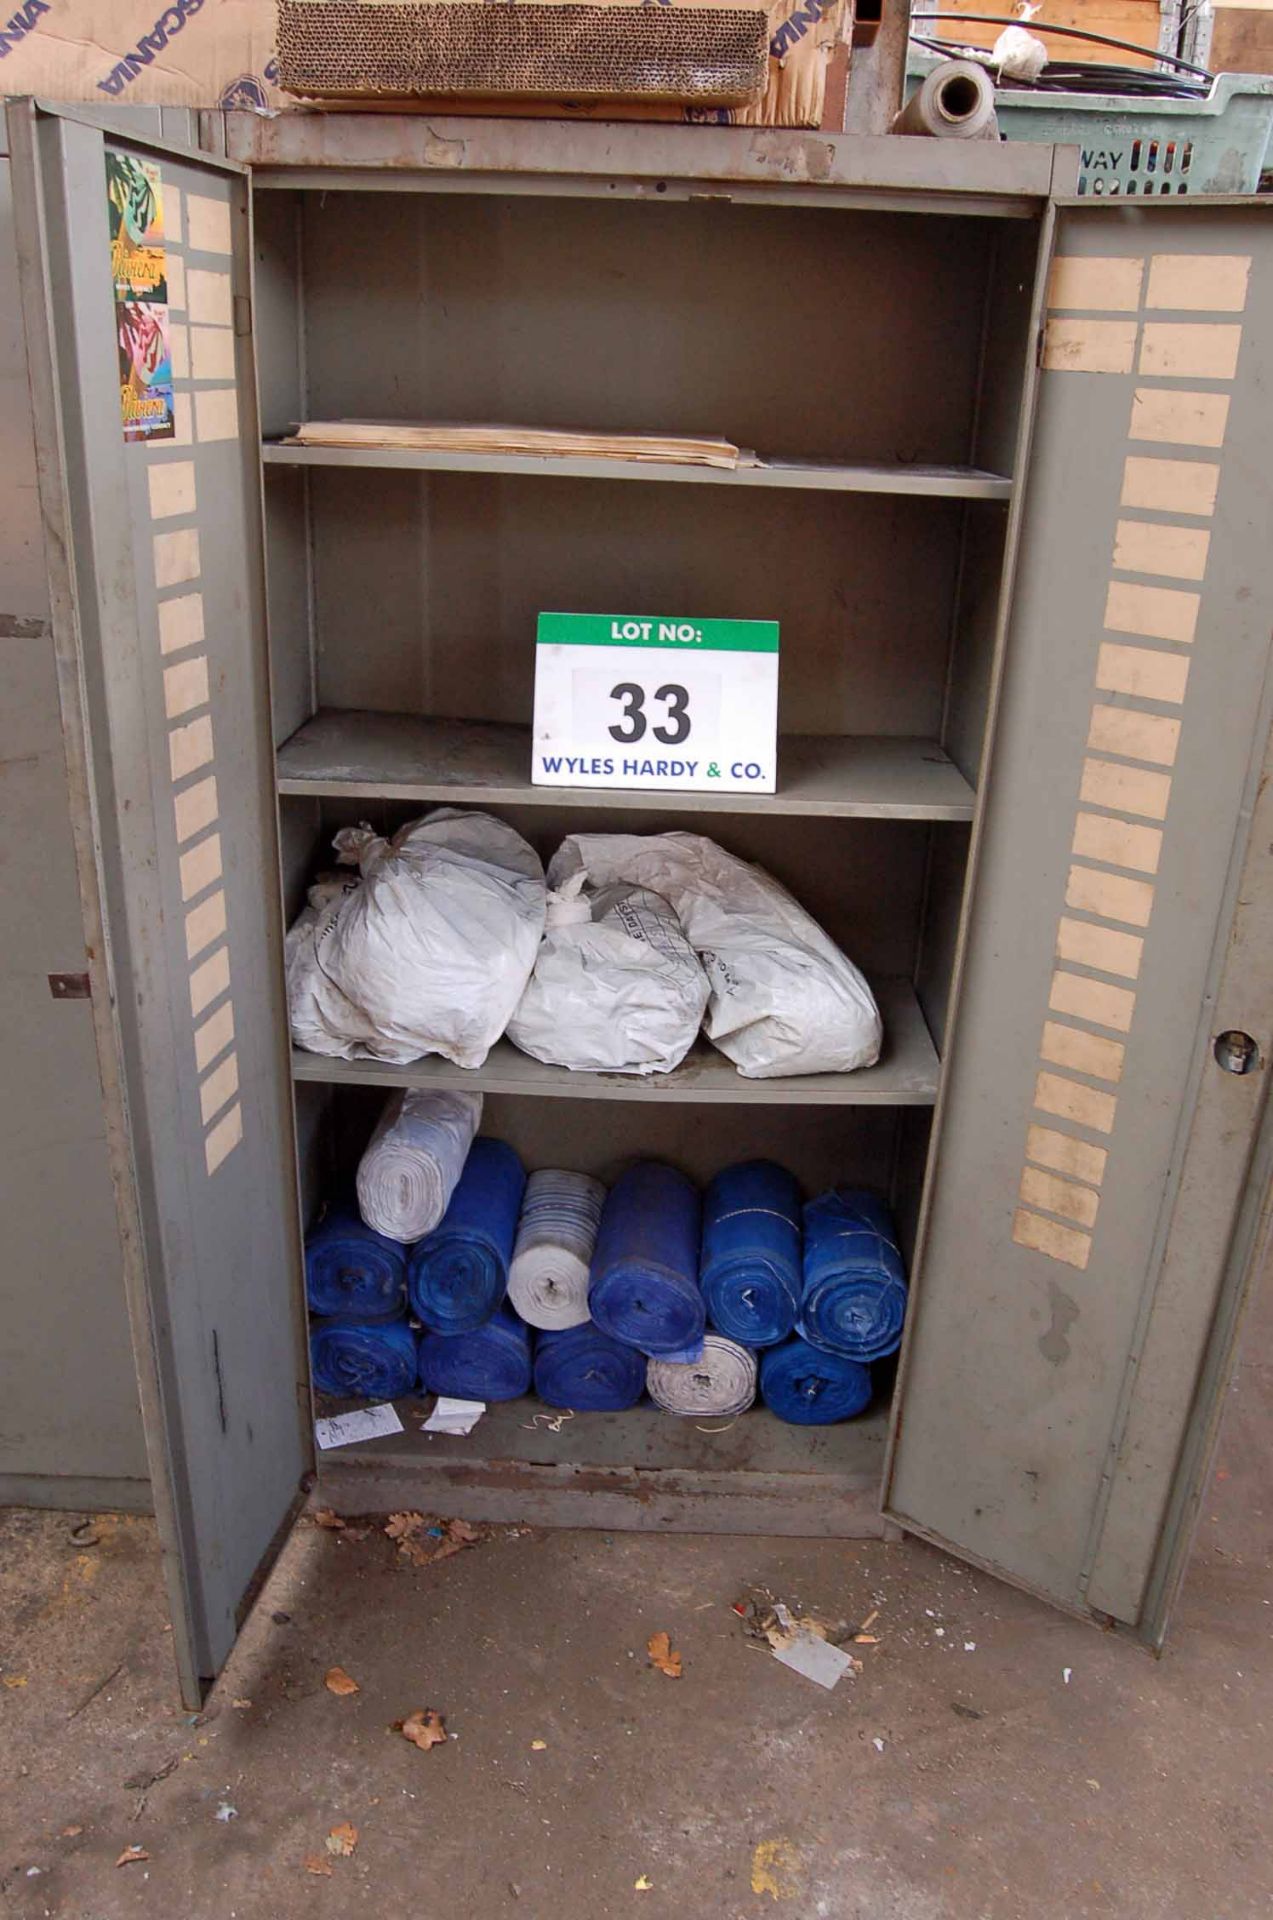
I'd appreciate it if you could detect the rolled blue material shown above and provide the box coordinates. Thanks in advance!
[408,1138,526,1334]
[310,1315,419,1400]
[759,1335,872,1425]
[700,1160,801,1349]
[419,1306,532,1402]
[305,1202,407,1321]
[589,1162,704,1356]
[534,1323,646,1412]
[799,1189,908,1363]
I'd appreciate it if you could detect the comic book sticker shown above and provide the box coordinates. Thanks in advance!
[107,153,168,300]
[106,152,174,440]
[117,297,175,443]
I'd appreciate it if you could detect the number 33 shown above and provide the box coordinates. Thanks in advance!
[607,682,691,746]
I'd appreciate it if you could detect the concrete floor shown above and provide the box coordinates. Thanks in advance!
[2,1296,1271,1920]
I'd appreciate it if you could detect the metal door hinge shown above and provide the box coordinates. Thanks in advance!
[48,971,90,999]
[233,293,252,337]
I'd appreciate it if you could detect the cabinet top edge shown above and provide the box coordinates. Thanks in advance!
[224,113,1061,212]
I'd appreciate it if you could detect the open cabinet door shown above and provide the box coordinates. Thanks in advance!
[886,201,1273,1642]
[8,101,310,1705]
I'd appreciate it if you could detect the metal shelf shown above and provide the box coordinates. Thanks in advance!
[276,710,977,821]
[315,1395,892,1536]
[262,441,1013,500]
[291,978,938,1106]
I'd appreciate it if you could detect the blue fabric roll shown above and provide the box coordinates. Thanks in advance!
[419,1306,533,1402]
[799,1189,908,1363]
[310,1315,419,1400]
[407,1138,526,1334]
[305,1202,407,1321]
[759,1335,872,1425]
[589,1162,704,1356]
[700,1159,801,1349]
[534,1323,647,1412]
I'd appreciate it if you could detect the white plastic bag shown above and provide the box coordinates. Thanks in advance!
[284,871,377,1060]
[356,1088,483,1241]
[547,832,882,1079]
[507,873,710,1075]
[292,808,546,1068]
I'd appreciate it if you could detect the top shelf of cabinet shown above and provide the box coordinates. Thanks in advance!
[261,442,1013,501]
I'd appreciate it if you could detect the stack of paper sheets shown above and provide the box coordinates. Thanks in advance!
[287,420,743,469]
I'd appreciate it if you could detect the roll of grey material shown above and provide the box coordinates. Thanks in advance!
[646,1334,757,1417]
[893,61,999,140]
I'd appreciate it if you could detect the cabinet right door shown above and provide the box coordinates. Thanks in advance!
[886,201,1273,1642]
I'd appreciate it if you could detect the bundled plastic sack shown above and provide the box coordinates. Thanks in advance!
[506,873,709,1075]
[289,808,546,1067]
[355,1088,483,1242]
[285,872,374,1059]
[548,832,881,1079]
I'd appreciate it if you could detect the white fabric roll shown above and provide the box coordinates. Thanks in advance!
[646,1334,758,1417]
[355,1088,483,1243]
[508,1169,606,1329]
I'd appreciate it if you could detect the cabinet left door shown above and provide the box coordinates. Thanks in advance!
[8,101,311,1707]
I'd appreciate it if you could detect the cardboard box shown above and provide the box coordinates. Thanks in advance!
[277,0,773,108]
[0,0,848,124]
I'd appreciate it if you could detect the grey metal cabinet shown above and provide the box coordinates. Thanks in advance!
[9,98,1272,1705]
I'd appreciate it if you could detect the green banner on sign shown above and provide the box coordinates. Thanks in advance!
[537,613,780,654]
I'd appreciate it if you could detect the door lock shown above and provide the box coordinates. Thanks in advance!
[1214,1030,1261,1075]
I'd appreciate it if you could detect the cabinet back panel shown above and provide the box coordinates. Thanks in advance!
[310,470,963,739]
[330,1085,899,1195]
[298,193,993,466]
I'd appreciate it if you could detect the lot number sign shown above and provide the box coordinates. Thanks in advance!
[532,613,779,796]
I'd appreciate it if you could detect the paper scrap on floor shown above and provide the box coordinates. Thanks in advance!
[771,1628,856,1690]
[314,1403,404,1449]
[422,1396,487,1436]
[286,421,745,469]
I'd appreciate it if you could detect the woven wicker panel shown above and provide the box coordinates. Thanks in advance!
[276,0,770,103]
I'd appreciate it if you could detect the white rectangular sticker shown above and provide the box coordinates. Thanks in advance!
[532,613,778,796]
[315,1403,405,1450]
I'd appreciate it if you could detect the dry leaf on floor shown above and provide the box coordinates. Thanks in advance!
[313,1509,346,1530]
[399,1708,447,1750]
[115,1846,149,1867]
[60,1825,83,1838]
[304,1853,334,1876]
[232,1698,253,1709]
[530,1739,548,1751]
[385,1511,486,1569]
[635,1875,653,1891]
[325,1821,358,1857]
[324,1666,360,1697]
[647,1631,682,1678]
[2,1674,28,1688]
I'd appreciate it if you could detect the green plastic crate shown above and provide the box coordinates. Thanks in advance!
[907,58,1273,195]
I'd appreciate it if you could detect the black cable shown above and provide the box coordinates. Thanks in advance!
[908,35,1211,98]
[909,12,1213,79]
